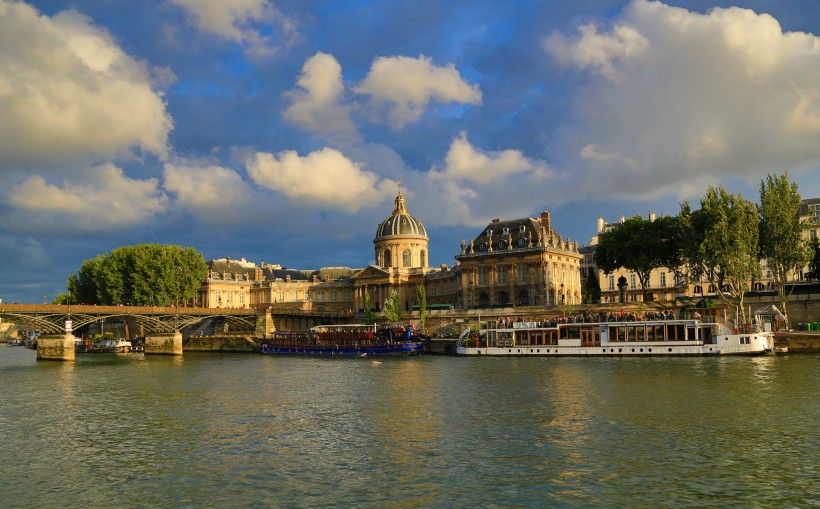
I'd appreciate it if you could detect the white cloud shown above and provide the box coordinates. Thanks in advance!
[0,1,172,168]
[432,132,550,184]
[542,0,820,204]
[167,0,297,58]
[6,163,167,232]
[544,22,649,82]
[355,55,482,129]
[246,148,399,212]
[283,52,359,141]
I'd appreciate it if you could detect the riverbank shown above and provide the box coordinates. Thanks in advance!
[774,331,820,353]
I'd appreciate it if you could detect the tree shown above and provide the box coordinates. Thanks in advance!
[415,283,427,327]
[363,290,376,324]
[759,172,812,326]
[807,237,820,281]
[383,290,402,323]
[66,244,207,305]
[594,215,682,301]
[680,186,760,324]
[582,272,601,304]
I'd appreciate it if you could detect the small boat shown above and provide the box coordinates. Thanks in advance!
[6,338,25,347]
[76,338,132,353]
[456,317,774,357]
[772,346,789,355]
[259,324,424,356]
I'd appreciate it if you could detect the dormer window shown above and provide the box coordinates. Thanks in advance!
[502,227,509,235]
[519,225,526,233]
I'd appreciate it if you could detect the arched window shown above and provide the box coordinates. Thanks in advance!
[402,249,411,267]
[708,284,717,293]
[479,293,490,307]
[420,250,426,267]
[694,285,703,294]
[384,249,392,267]
[498,292,509,305]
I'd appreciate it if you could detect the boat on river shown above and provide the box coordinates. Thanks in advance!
[456,317,774,356]
[259,324,424,356]
[75,338,132,353]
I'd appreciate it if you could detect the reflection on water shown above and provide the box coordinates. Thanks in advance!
[1,348,817,508]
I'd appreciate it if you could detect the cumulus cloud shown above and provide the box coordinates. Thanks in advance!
[246,148,399,212]
[432,132,551,184]
[542,0,820,203]
[283,52,359,142]
[6,164,168,232]
[355,55,482,129]
[0,1,172,168]
[544,22,649,82]
[167,0,297,58]
[164,160,264,225]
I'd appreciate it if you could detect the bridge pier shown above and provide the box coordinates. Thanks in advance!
[36,334,76,361]
[256,308,276,337]
[144,332,183,355]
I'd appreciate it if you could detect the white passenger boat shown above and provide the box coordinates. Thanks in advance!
[97,339,132,353]
[456,317,774,356]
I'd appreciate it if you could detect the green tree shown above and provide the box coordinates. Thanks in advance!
[807,237,820,281]
[759,172,811,326]
[67,244,207,305]
[415,283,427,327]
[363,290,376,324]
[582,272,601,304]
[680,186,760,324]
[594,215,682,301]
[383,290,402,323]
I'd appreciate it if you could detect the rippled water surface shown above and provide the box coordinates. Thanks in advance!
[1,348,817,508]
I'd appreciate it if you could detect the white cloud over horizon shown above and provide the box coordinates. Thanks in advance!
[355,55,482,129]
[0,0,172,169]
[543,0,820,203]
[246,147,400,213]
[6,163,168,232]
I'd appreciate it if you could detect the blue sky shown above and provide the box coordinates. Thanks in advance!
[1,0,819,304]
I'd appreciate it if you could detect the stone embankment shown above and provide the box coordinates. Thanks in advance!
[184,335,258,352]
[774,332,820,353]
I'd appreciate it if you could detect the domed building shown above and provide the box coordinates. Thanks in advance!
[352,191,430,315]
[374,192,429,269]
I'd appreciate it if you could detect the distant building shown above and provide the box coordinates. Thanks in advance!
[455,212,583,308]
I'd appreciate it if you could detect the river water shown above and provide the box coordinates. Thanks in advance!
[1,348,817,508]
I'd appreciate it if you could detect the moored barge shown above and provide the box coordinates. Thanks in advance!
[456,317,774,356]
[259,324,424,356]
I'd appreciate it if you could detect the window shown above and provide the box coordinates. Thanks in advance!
[331,291,337,302]
[420,250,426,267]
[402,249,411,267]
[517,264,527,283]
[694,285,702,294]
[609,275,615,291]
[660,272,667,288]
[498,266,507,284]
[384,249,392,268]
[630,274,637,289]
[478,267,488,285]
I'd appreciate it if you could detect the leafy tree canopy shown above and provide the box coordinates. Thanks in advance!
[383,290,402,323]
[66,244,207,306]
[594,215,682,300]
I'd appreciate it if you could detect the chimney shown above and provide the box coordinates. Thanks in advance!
[597,217,605,233]
[648,211,656,222]
[226,256,231,266]
[540,211,551,234]
[254,268,263,281]
[285,274,291,283]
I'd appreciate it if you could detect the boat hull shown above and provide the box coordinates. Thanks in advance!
[456,343,761,356]
[260,341,423,356]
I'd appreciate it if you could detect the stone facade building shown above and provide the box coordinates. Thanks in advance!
[456,212,583,308]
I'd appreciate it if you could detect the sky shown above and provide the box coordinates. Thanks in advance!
[1,0,820,304]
